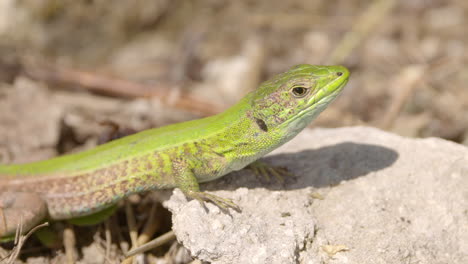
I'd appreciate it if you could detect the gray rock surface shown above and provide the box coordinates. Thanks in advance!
[164,127,468,264]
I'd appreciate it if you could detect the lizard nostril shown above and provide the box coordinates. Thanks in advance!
[336,72,343,76]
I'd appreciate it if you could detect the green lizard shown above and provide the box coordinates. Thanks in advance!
[0,64,349,238]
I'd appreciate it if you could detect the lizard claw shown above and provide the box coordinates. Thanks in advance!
[248,160,293,183]
[186,191,241,212]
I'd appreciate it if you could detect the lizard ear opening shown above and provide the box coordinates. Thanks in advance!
[255,118,268,132]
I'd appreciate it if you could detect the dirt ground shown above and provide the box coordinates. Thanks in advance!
[0,0,467,263]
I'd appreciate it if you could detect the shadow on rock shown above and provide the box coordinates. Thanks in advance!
[207,142,399,191]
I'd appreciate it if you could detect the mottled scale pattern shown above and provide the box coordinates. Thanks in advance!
[0,118,264,219]
[0,150,180,218]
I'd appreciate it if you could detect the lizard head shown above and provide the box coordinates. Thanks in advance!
[250,64,349,134]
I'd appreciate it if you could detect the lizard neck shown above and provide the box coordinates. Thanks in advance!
[197,97,293,176]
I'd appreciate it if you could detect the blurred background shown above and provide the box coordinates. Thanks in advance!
[0,0,467,262]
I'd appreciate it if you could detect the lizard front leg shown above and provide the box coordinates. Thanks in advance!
[0,192,48,239]
[173,158,240,211]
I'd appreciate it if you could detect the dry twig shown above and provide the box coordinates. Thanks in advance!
[22,62,223,116]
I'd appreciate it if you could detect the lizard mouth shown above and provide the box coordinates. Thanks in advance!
[305,66,349,111]
[309,74,347,108]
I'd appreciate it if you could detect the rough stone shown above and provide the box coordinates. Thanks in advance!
[164,127,468,264]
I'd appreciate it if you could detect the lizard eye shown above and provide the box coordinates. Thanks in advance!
[291,86,309,98]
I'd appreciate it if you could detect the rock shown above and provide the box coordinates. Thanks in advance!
[164,127,468,264]
[167,188,316,264]
[0,77,63,163]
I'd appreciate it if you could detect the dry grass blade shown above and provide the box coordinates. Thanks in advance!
[328,0,396,65]
[125,230,175,258]
[104,219,112,264]
[122,202,138,264]
[5,222,49,264]
[136,203,160,246]
[380,64,427,129]
[63,225,77,264]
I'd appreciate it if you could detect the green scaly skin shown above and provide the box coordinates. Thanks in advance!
[0,64,349,238]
